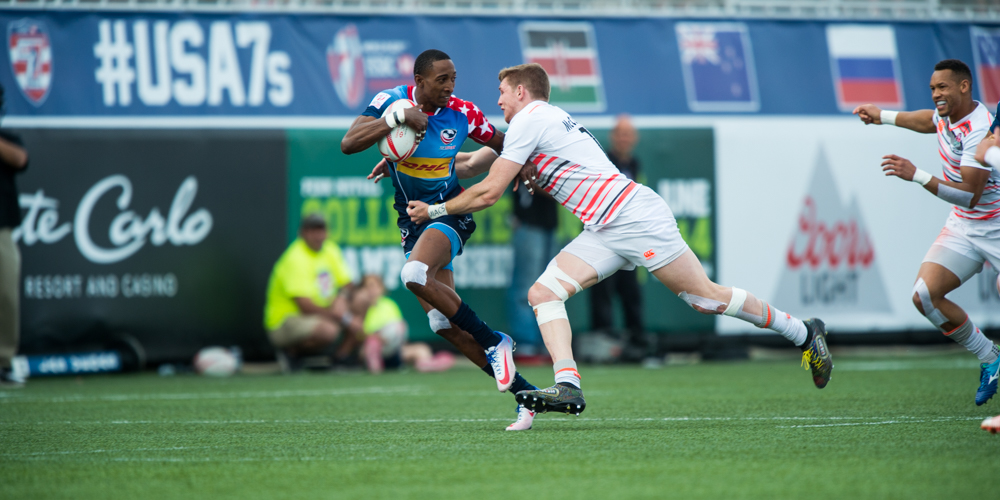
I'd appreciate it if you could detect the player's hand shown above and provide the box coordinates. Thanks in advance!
[514,161,538,195]
[367,160,390,184]
[853,104,883,125]
[975,133,997,167]
[881,154,918,181]
[403,107,429,143]
[406,200,430,224]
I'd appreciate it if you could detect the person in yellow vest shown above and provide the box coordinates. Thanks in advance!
[358,275,455,374]
[264,213,371,367]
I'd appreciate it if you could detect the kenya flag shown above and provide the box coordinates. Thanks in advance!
[519,22,606,112]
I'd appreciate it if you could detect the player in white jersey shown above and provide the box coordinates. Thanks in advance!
[406,63,833,415]
[854,59,1000,406]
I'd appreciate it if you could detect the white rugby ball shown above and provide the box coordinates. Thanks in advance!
[378,99,420,162]
[193,347,238,377]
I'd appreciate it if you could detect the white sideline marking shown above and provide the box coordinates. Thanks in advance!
[835,359,980,371]
[0,385,427,404]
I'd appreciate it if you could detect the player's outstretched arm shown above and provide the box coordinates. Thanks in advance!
[407,157,522,224]
[882,155,990,208]
[854,104,935,134]
[455,147,500,179]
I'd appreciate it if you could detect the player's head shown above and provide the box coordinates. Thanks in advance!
[930,59,973,118]
[299,212,328,252]
[413,49,455,109]
[497,63,550,123]
[610,114,638,155]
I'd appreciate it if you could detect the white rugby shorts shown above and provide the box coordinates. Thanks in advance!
[560,185,689,281]
[923,213,1000,283]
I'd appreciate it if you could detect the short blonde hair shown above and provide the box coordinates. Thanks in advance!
[498,63,550,101]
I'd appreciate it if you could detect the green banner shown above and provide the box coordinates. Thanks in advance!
[286,128,715,341]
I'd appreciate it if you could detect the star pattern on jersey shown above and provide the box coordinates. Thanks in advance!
[449,96,493,143]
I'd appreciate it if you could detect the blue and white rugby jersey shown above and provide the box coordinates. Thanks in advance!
[363,85,496,217]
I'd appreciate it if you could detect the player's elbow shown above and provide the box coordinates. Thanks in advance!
[340,137,358,155]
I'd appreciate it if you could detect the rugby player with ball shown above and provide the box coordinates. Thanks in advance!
[341,49,541,431]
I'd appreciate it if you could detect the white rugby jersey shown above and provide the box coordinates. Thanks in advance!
[933,102,1000,221]
[501,101,638,228]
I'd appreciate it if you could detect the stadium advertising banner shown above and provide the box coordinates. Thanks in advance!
[13,129,286,361]
[714,118,1000,334]
[1,13,999,122]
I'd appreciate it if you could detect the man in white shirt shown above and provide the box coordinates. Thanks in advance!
[407,63,833,415]
[855,59,1000,407]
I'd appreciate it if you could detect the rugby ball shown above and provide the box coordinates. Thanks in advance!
[378,99,420,162]
[193,347,238,377]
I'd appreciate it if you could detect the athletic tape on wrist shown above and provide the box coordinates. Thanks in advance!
[428,203,448,220]
[385,111,399,128]
[985,146,1000,169]
[881,110,898,126]
[911,168,933,186]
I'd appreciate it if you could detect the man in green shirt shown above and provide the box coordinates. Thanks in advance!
[264,214,370,362]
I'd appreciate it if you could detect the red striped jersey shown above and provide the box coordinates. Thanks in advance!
[500,101,638,227]
[933,102,1000,220]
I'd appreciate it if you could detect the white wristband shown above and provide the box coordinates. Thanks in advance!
[428,203,448,220]
[384,108,405,128]
[985,146,1000,169]
[881,110,898,126]
[912,168,933,186]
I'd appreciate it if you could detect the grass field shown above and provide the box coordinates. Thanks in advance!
[2,352,997,499]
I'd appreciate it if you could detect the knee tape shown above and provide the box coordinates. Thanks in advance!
[535,262,582,302]
[913,278,948,328]
[678,291,726,314]
[533,301,568,326]
[427,309,450,333]
[400,261,429,287]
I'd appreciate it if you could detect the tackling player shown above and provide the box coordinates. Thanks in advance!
[341,50,539,430]
[407,63,833,415]
[854,59,1000,406]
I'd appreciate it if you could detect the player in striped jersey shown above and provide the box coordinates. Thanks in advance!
[407,63,833,415]
[854,59,1000,406]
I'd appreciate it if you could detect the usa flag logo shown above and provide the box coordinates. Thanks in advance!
[676,22,760,112]
[971,26,1000,110]
[826,25,904,112]
[8,19,52,106]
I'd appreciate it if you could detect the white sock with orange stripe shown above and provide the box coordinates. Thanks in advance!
[553,359,581,389]
[757,302,808,347]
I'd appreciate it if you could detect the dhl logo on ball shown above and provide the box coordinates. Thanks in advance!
[396,157,451,179]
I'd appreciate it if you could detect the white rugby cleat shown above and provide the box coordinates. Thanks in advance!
[981,415,1000,434]
[486,332,516,392]
[506,404,535,431]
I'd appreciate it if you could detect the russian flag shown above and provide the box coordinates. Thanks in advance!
[971,27,1000,110]
[826,25,904,111]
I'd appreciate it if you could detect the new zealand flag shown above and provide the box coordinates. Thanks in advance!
[676,22,759,112]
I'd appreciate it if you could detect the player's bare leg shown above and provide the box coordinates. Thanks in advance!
[651,249,833,388]
[402,227,534,402]
[519,252,599,415]
[913,262,1000,405]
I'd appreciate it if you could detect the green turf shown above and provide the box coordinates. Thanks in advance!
[1,354,996,499]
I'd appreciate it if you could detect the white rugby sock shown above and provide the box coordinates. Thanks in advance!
[759,302,808,347]
[553,359,581,389]
[946,318,999,364]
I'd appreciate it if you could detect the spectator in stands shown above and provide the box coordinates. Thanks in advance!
[590,114,650,361]
[506,177,559,365]
[357,275,455,374]
[0,85,29,387]
[264,213,371,370]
